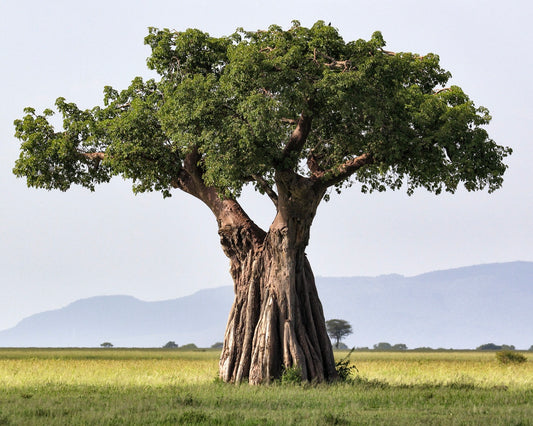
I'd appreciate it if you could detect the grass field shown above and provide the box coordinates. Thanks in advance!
[0,349,532,425]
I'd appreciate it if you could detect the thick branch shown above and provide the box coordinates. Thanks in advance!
[282,113,312,160]
[307,151,325,179]
[433,87,451,95]
[316,152,373,188]
[281,118,297,125]
[80,152,106,161]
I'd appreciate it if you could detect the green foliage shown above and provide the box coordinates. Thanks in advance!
[13,21,511,200]
[163,341,179,349]
[372,342,408,351]
[392,343,408,351]
[280,365,302,385]
[100,342,113,348]
[477,343,516,351]
[373,342,392,350]
[496,351,527,365]
[211,342,223,349]
[335,348,359,382]
[179,343,199,351]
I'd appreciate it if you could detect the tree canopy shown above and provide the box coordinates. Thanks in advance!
[13,20,511,202]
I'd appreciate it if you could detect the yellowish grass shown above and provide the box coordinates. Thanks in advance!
[1,349,532,389]
[341,351,533,389]
[0,350,219,387]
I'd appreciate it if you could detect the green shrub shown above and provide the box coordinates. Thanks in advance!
[281,365,302,385]
[335,348,358,382]
[496,350,527,365]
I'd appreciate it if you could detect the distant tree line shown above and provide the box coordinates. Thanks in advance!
[476,343,516,351]
[101,338,533,351]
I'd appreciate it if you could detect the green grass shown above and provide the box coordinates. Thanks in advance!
[1,349,532,425]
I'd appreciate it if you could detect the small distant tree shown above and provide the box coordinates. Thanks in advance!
[163,341,179,349]
[326,319,353,349]
[392,343,408,351]
[373,342,392,351]
[179,343,198,350]
[477,343,502,351]
[529,345,533,352]
[211,342,224,349]
[100,342,113,348]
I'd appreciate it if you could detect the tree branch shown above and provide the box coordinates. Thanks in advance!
[379,48,424,59]
[433,87,451,95]
[251,174,278,207]
[281,118,297,125]
[282,113,312,160]
[80,152,106,161]
[316,152,373,188]
[313,49,352,71]
[307,151,325,179]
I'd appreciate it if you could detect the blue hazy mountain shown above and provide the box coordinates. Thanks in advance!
[1,262,531,349]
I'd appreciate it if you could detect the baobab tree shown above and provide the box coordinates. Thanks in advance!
[13,21,511,384]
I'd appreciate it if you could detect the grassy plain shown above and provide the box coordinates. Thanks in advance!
[0,348,532,425]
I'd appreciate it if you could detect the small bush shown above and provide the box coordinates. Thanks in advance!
[335,348,358,382]
[496,350,527,365]
[281,366,302,385]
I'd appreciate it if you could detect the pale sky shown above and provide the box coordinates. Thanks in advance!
[1,0,532,331]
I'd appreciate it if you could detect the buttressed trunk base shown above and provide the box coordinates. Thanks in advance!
[218,184,338,384]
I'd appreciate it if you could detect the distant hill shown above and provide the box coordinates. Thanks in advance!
[0,288,234,348]
[0,262,531,349]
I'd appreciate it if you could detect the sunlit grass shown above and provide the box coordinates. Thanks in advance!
[0,349,532,424]
[0,349,219,387]
[339,351,533,389]
[1,349,532,389]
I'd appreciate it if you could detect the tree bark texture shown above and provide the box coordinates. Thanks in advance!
[176,158,337,384]
[218,172,338,384]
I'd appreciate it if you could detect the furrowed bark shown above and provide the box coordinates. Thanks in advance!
[218,170,338,384]
[174,150,337,384]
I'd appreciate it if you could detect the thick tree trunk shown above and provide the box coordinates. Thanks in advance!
[175,157,337,384]
[219,225,338,384]
[218,173,338,384]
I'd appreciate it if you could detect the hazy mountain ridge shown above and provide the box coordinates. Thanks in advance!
[1,262,531,349]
